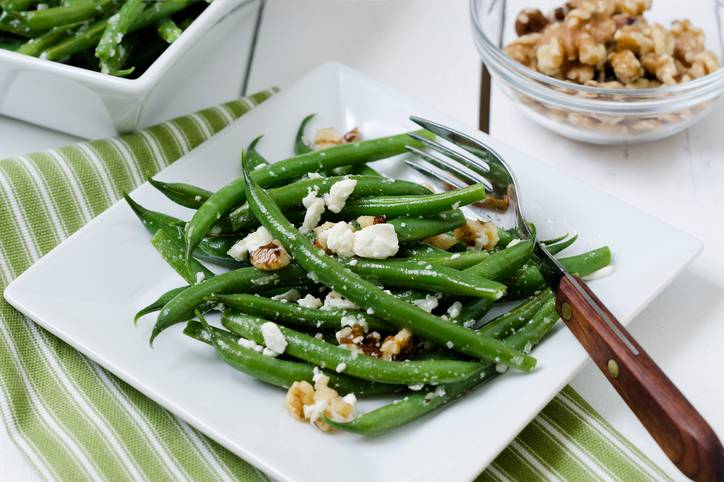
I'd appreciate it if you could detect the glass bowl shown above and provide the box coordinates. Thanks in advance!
[470,0,724,144]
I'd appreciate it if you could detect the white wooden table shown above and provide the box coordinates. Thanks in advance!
[2,1,722,479]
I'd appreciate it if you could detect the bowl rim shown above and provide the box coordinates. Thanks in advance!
[0,0,258,94]
[469,0,724,100]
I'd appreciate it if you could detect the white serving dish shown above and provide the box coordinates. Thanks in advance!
[0,0,261,139]
[4,63,702,482]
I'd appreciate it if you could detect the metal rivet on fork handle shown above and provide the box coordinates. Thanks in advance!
[608,359,620,379]
[561,302,572,321]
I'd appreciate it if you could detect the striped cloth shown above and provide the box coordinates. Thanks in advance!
[0,90,671,482]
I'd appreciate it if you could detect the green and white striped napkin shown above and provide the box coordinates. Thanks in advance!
[0,90,671,482]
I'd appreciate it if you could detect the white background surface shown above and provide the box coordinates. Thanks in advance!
[1,0,722,480]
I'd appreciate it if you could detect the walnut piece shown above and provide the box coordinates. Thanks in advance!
[515,8,548,36]
[285,370,357,432]
[454,219,499,251]
[249,242,291,271]
[380,328,413,361]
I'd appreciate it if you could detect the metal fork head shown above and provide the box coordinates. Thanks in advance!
[406,116,532,240]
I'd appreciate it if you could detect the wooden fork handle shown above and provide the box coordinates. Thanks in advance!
[556,274,724,481]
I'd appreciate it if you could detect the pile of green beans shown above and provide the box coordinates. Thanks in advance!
[128,119,614,435]
[0,0,206,77]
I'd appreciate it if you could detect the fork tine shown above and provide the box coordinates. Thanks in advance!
[405,145,493,191]
[403,159,466,190]
[408,133,490,173]
[410,116,507,181]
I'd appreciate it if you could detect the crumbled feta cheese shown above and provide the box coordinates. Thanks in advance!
[297,294,323,309]
[314,332,324,340]
[312,366,328,385]
[227,226,273,261]
[238,338,264,352]
[408,383,424,391]
[300,188,325,233]
[342,393,357,406]
[445,341,454,349]
[507,238,522,248]
[195,271,205,284]
[318,221,356,257]
[323,179,357,213]
[463,319,476,329]
[582,265,615,281]
[307,172,323,179]
[348,259,358,266]
[324,291,359,311]
[353,224,399,259]
[261,322,287,354]
[335,362,347,373]
[307,271,320,283]
[434,386,446,398]
[262,347,279,357]
[271,288,301,303]
[366,307,375,315]
[412,294,439,313]
[446,301,463,320]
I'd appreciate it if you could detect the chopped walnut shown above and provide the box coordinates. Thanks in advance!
[654,54,678,84]
[285,381,315,421]
[504,1,718,89]
[515,8,548,36]
[356,215,386,229]
[337,325,383,357]
[249,242,291,271]
[610,49,643,84]
[424,233,458,250]
[503,33,542,69]
[578,33,607,67]
[313,221,336,250]
[566,63,595,83]
[313,128,342,150]
[671,19,705,64]
[454,219,499,251]
[285,370,357,432]
[380,328,413,361]
[313,127,361,150]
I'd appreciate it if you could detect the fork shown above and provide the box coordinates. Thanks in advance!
[406,116,724,482]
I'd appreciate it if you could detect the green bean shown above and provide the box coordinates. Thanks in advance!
[97,0,145,74]
[156,17,182,44]
[151,230,213,284]
[229,175,431,231]
[388,210,466,243]
[560,246,611,275]
[240,155,536,371]
[396,244,449,258]
[408,250,490,270]
[463,239,534,281]
[456,298,495,327]
[222,312,482,385]
[148,178,212,209]
[16,22,80,56]
[212,293,387,332]
[334,164,381,176]
[187,316,394,396]
[339,184,485,218]
[341,258,505,300]
[478,289,552,338]
[327,298,559,434]
[295,114,315,155]
[185,130,435,262]
[151,264,307,344]
[0,11,36,37]
[545,234,578,255]
[134,286,188,325]
[1,0,33,11]
[19,0,115,31]
[45,0,197,61]
[124,194,242,267]
[504,247,611,299]
[246,135,268,169]
[124,193,184,233]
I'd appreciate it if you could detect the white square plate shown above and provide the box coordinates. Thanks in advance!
[4,63,701,482]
